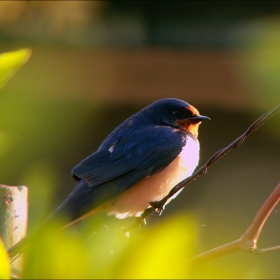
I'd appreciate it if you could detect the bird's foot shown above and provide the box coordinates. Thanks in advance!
[131,216,146,228]
[149,201,165,216]
[120,217,146,236]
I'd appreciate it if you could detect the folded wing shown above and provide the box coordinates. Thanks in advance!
[52,127,186,222]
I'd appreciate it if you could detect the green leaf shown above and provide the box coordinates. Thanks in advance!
[0,48,31,90]
[114,214,196,278]
[0,238,11,279]
[22,214,197,278]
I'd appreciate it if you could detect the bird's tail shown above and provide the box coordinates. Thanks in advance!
[8,179,106,261]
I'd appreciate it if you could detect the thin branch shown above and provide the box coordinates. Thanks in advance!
[190,181,280,263]
[138,105,280,263]
[142,104,280,218]
[189,239,241,264]
[242,182,280,244]
[255,245,280,254]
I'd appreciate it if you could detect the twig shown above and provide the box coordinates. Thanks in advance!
[141,104,280,262]
[142,104,280,218]
[242,182,280,246]
[189,239,241,264]
[190,182,280,263]
[255,245,280,254]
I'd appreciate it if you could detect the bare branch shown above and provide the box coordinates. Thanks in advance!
[242,182,280,245]
[189,239,241,264]
[189,181,280,263]
[255,245,280,254]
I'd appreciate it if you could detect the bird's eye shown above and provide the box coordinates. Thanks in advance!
[172,108,194,118]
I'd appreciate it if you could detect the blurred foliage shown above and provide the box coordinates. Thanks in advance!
[239,16,280,108]
[21,162,59,229]
[0,48,31,90]
[0,238,10,279]
[0,48,31,158]
[10,211,272,279]
[0,1,104,45]
[235,16,280,140]
[1,1,280,47]
[0,95,99,230]
[0,48,31,279]
[22,213,196,279]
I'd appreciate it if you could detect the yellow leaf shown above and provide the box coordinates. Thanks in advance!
[0,48,32,89]
[0,238,11,279]
[115,214,196,279]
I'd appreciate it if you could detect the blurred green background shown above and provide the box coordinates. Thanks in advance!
[0,1,280,278]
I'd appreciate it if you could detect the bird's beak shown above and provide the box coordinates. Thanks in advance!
[189,115,210,121]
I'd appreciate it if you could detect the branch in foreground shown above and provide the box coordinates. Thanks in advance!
[143,104,280,218]
[190,182,280,263]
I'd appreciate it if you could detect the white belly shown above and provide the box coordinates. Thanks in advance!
[106,136,200,219]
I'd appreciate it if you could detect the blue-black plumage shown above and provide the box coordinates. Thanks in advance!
[8,98,210,259]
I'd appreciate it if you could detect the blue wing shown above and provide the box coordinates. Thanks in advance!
[72,126,185,188]
[51,126,186,222]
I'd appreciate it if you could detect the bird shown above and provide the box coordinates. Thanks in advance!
[8,98,210,260]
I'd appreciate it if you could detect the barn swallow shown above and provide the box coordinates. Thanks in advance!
[8,98,210,259]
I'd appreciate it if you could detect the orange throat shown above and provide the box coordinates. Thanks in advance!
[187,123,200,138]
[175,119,201,138]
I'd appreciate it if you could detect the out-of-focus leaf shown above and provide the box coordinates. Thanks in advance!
[0,48,31,90]
[0,131,14,158]
[0,238,10,279]
[23,220,91,279]
[114,214,196,279]
[22,213,197,278]
[21,161,59,232]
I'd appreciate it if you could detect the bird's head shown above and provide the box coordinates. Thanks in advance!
[144,98,210,138]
